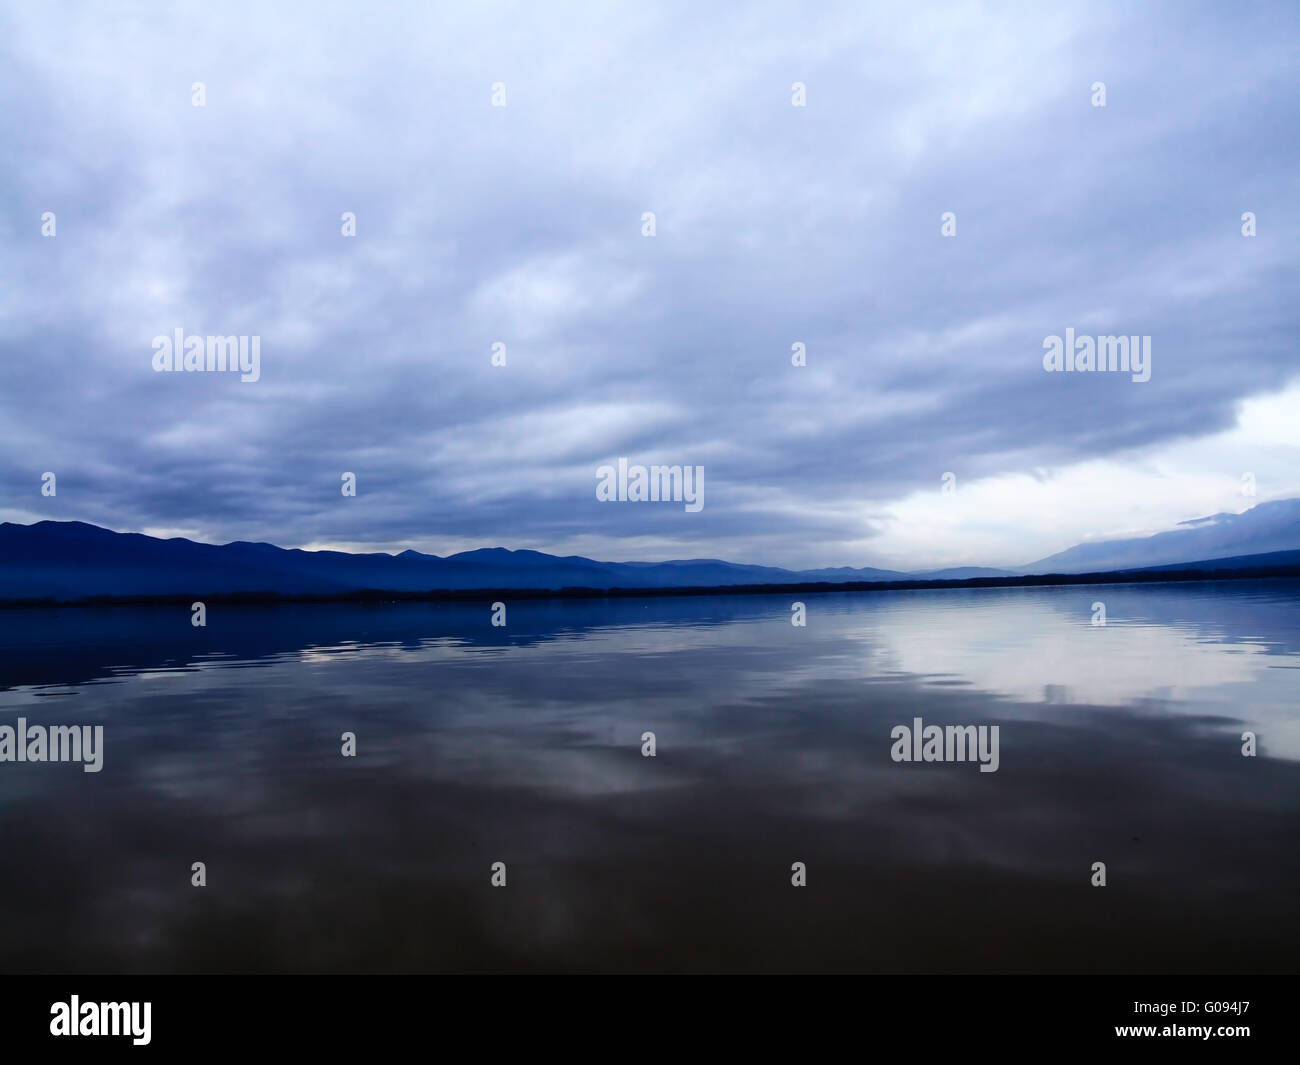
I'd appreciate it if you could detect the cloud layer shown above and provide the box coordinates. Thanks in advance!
[1,0,1297,568]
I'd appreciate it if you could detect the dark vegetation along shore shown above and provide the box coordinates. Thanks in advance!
[5,559,1299,609]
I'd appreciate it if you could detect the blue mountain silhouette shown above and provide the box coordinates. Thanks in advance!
[1021,498,1300,573]
[3,497,1298,602]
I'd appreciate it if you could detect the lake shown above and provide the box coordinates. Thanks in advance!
[1,582,1297,973]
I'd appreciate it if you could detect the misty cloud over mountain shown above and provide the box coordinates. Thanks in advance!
[1021,498,1300,573]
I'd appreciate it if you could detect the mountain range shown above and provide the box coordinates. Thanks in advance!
[2,497,1299,603]
[1021,498,1300,573]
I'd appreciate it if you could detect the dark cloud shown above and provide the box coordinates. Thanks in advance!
[1,1,1297,567]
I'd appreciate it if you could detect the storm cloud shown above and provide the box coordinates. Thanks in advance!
[1,0,1296,569]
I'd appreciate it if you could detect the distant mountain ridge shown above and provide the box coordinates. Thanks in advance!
[1021,498,1300,573]
[1,498,1298,603]
[0,520,917,601]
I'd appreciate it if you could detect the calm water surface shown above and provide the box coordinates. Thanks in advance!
[1,582,1298,972]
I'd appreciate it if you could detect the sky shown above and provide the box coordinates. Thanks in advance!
[1,0,1297,571]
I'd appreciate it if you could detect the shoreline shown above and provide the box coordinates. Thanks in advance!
[3,564,1299,610]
